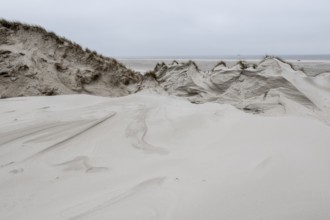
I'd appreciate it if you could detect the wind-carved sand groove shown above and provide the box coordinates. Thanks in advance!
[26,112,116,160]
[67,177,167,220]
[54,156,109,173]
[0,122,68,146]
[126,108,169,155]
[22,120,98,145]
[0,118,115,166]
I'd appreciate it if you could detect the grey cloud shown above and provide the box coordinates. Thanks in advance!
[1,0,329,57]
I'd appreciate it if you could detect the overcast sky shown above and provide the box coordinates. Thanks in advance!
[1,0,329,57]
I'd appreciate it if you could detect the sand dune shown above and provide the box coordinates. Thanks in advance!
[1,94,330,219]
[0,19,143,98]
[1,19,330,220]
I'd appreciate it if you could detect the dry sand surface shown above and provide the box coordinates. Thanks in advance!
[1,93,330,220]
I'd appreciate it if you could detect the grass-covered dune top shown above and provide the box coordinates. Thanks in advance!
[0,19,144,98]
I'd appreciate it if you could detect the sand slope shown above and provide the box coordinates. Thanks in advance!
[0,20,143,98]
[1,94,330,220]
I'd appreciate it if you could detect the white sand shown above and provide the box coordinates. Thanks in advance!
[1,93,330,220]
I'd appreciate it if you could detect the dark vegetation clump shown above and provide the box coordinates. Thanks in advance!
[62,52,67,59]
[0,50,12,59]
[18,65,29,72]
[186,60,200,71]
[212,61,227,71]
[43,32,64,44]
[0,19,21,30]
[54,63,67,72]
[76,70,100,84]
[39,86,58,96]
[263,55,296,70]
[122,78,131,85]
[154,62,167,72]
[0,50,12,55]
[172,60,179,65]
[237,60,248,70]
[0,94,8,99]
[106,68,142,87]
[274,57,295,70]
[216,61,227,67]
[144,71,157,80]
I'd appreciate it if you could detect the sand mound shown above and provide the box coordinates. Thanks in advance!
[152,58,330,122]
